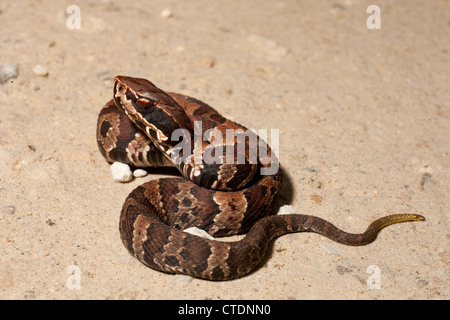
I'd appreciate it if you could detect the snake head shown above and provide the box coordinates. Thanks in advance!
[113,76,191,151]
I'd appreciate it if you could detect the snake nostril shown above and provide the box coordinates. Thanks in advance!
[114,81,124,92]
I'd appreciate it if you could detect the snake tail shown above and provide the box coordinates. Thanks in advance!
[244,213,426,248]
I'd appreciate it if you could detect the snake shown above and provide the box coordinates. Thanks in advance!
[96,75,425,281]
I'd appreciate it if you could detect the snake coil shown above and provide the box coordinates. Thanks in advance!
[96,75,424,280]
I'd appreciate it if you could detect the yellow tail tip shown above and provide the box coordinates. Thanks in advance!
[372,213,425,231]
[403,214,426,222]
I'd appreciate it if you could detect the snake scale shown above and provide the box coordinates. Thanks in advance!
[96,75,424,281]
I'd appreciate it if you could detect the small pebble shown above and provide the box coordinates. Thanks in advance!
[335,264,353,275]
[32,65,49,77]
[160,9,173,19]
[417,279,429,286]
[0,205,16,214]
[133,168,148,178]
[173,274,194,282]
[110,162,133,182]
[278,205,298,215]
[0,64,18,84]
[198,57,215,68]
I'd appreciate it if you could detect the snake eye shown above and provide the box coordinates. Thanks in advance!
[136,98,155,110]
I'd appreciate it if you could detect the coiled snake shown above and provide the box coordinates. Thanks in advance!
[96,75,424,281]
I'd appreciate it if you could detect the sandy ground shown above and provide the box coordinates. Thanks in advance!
[0,0,448,300]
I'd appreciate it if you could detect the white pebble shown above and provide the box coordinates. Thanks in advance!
[184,227,214,240]
[33,65,49,77]
[133,168,148,178]
[0,64,18,84]
[278,205,298,215]
[110,162,133,182]
[173,274,194,282]
[160,9,173,19]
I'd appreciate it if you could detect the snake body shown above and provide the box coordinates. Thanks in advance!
[96,75,424,281]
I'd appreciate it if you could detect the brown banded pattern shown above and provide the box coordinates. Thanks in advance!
[98,76,425,281]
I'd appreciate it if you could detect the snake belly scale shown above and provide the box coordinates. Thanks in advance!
[96,75,424,281]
